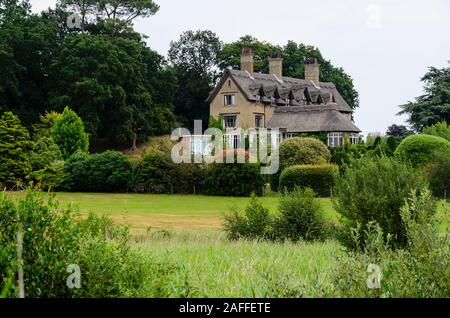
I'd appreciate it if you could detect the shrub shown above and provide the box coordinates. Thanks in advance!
[223,194,273,240]
[205,163,264,197]
[422,120,450,141]
[274,187,327,242]
[423,151,450,198]
[0,112,33,188]
[279,164,338,197]
[63,151,132,192]
[30,136,63,171]
[394,134,450,167]
[52,107,89,159]
[31,160,66,190]
[132,150,207,194]
[333,156,428,249]
[132,150,176,194]
[334,189,449,297]
[0,190,174,298]
[272,137,331,191]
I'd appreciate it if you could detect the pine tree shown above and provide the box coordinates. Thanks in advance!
[0,112,33,188]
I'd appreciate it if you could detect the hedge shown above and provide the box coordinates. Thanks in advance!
[279,164,339,197]
[205,163,264,197]
[394,134,450,167]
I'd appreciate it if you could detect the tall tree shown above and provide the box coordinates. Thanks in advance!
[168,30,222,129]
[0,111,33,187]
[49,34,173,146]
[398,62,450,131]
[218,37,359,110]
[386,124,414,139]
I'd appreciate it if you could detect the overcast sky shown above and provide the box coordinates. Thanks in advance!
[30,0,450,135]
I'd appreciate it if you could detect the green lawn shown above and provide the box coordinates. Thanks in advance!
[6,192,338,233]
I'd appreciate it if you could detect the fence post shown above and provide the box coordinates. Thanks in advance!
[17,226,25,298]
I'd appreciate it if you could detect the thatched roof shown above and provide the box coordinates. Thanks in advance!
[206,69,353,113]
[267,107,361,133]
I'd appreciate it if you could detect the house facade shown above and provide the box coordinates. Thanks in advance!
[206,48,361,148]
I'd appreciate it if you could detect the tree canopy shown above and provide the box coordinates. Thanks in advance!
[399,62,450,131]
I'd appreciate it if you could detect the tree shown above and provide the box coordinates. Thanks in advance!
[422,121,450,141]
[51,107,89,159]
[0,111,33,187]
[59,0,160,35]
[49,34,174,146]
[218,37,359,109]
[169,30,222,129]
[0,1,60,125]
[386,124,414,139]
[398,62,450,131]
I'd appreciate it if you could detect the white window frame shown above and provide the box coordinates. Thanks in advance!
[350,133,360,145]
[222,115,238,129]
[224,134,241,149]
[327,132,344,147]
[224,94,235,106]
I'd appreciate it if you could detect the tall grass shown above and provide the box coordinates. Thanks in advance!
[136,230,341,297]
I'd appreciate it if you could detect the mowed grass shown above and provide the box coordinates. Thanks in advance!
[137,230,341,297]
[6,192,338,233]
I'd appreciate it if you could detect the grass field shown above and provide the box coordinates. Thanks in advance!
[6,192,338,233]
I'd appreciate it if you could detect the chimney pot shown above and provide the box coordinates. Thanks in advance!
[304,57,320,86]
[240,48,253,75]
[268,53,283,80]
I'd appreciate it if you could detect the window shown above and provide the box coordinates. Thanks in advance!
[283,132,294,140]
[270,96,276,106]
[222,115,237,129]
[327,132,343,147]
[224,134,241,149]
[255,114,264,128]
[224,94,235,106]
[285,98,290,106]
[350,133,360,145]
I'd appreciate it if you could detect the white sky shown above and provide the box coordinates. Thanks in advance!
[30,0,450,135]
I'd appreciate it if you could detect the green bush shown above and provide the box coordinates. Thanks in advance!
[30,137,63,171]
[0,190,174,298]
[31,160,66,190]
[51,107,89,159]
[274,187,328,242]
[0,112,33,188]
[272,137,331,191]
[223,194,273,240]
[334,189,449,297]
[132,150,207,194]
[394,134,450,167]
[63,151,132,192]
[279,164,338,197]
[423,151,450,198]
[205,163,264,197]
[333,156,428,249]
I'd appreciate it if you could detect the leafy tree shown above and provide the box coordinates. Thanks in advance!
[0,111,33,187]
[399,62,450,131]
[386,124,414,139]
[32,111,62,139]
[422,120,450,141]
[49,34,173,146]
[0,1,60,125]
[30,136,63,171]
[51,107,89,159]
[169,30,222,129]
[218,37,359,109]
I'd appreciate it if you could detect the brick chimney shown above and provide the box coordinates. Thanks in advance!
[305,57,320,86]
[240,48,254,75]
[268,53,283,79]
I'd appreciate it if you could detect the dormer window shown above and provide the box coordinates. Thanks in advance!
[224,94,235,106]
[255,95,261,103]
[270,96,276,105]
[285,98,290,106]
